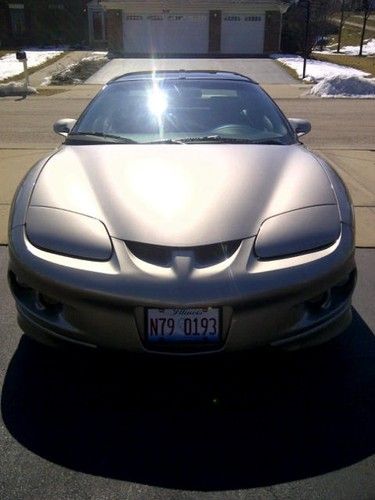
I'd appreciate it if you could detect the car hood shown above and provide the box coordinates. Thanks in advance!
[30,144,336,246]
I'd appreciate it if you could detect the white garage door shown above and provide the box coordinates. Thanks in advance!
[123,13,209,54]
[221,14,265,54]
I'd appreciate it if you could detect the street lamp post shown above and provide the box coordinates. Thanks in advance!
[294,0,312,79]
[301,0,311,79]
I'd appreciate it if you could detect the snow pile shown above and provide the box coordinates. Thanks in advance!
[91,51,108,57]
[308,75,375,98]
[302,75,317,84]
[0,50,63,81]
[273,54,370,81]
[0,82,37,97]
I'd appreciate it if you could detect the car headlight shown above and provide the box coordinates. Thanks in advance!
[255,205,341,260]
[26,206,112,261]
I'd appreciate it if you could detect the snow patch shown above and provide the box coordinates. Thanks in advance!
[318,38,375,57]
[340,38,375,56]
[273,53,369,81]
[0,50,63,81]
[308,75,375,98]
[0,82,38,97]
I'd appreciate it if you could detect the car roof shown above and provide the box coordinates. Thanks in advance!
[108,70,258,85]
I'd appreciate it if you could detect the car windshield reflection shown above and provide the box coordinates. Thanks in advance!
[69,78,295,145]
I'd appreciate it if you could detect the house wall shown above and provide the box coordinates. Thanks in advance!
[101,0,284,12]
[263,10,281,53]
[101,0,286,54]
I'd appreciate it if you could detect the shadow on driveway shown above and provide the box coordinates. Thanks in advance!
[1,309,375,491]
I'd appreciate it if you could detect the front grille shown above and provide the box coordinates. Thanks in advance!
[126,240,241,268]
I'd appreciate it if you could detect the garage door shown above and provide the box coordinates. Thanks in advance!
[221,14,265,54]
[123,13,209,54]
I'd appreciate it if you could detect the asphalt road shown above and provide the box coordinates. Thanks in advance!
[0,247,374,499]
[1,95,374,150]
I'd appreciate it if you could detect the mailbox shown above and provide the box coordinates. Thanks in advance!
[16,51,27,61]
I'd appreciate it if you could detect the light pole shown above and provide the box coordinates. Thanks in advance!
[294,0,311,79]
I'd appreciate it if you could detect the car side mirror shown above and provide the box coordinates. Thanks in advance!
[53,118,77,137]
[288,118,311,137]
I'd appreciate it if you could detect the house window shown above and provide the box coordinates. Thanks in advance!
[92,10,105,41]
[9,3,25,36]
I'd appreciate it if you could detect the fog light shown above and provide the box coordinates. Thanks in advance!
[11,272,31,290]
[38,293,61,310]
[308,290,331,310]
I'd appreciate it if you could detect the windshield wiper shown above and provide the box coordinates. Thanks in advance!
[248,138,287,145]
[148,135,243,144]
[147,136,287,145]
[182,136,257,144]
[145,138,186,145]
[67,132,138,144]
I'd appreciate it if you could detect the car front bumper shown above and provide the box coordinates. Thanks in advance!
[8,224,356,354]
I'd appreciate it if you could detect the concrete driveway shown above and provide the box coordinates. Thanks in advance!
[86,58,296,85]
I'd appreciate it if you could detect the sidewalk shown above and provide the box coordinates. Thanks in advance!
[38,84,102,99]
[317,149,375,248]
[0,148,51,244]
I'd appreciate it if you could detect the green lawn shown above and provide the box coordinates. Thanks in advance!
[327,24,371,49]
[346,14,375,28]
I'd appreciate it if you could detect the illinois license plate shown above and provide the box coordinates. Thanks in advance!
[146,308,221,343]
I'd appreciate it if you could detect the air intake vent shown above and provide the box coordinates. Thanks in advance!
[126,240,241,268]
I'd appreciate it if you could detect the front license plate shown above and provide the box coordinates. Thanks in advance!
[146,308,221,343]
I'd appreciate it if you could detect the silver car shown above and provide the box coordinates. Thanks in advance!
[8,71,356,354]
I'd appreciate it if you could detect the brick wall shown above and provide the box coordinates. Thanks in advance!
[263,11,281,53]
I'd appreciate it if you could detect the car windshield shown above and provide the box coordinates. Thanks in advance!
[70,78,295,145]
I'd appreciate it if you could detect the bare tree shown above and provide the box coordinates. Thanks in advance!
[336,0,357,52]
[282,0,341,54]
[359,0,374,55]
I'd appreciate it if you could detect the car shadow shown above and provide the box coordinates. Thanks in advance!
[1,309,375,491]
